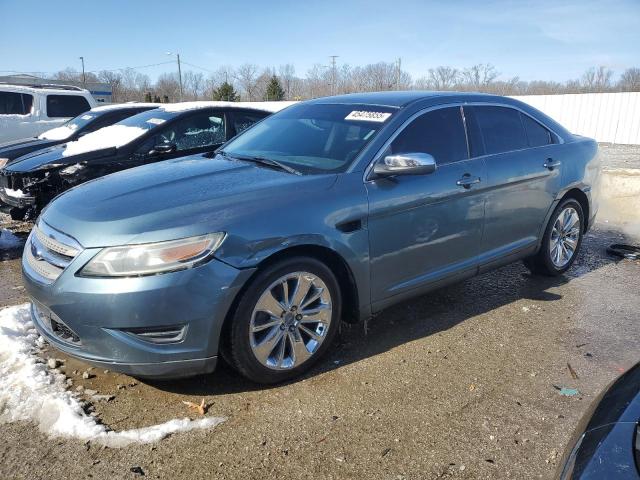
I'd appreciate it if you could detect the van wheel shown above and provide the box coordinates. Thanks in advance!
[227,257,341,384]
[525,198,584,276]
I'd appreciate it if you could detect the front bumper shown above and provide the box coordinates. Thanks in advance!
[0,186,35,209]
[23,248,255,379]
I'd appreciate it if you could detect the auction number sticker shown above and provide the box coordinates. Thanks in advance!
[345,110,392,122]
[146,118,166,125]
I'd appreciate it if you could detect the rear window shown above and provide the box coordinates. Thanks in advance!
[232,110,268,135]
[46,95,91,118]
[472,106,528,155]
[0,91,33,115]
[520,113,553,147]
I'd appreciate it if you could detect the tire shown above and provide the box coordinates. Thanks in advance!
[524,198,584,276]
[226,256,342,384]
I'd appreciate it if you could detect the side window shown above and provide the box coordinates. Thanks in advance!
[520,113,553,147]
[157,112,226,151]
[389,107,468,165]
[472,106,528,155]
[0,92,33,115]
[232,111,268,135]
[46,95,91,118]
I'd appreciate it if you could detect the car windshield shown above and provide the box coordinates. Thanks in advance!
[221,103,397,174]
[38,111,102,140]
[116,109,178,132]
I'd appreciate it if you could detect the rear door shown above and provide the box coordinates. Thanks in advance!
[366,106,487,305]
[465,105,561,268]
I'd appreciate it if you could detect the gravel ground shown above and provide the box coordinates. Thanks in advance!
[599,143,640,170]
[0,143,638,480]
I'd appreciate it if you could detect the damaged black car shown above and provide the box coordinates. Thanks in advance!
[0,103,158,165]
[0,102,287,220]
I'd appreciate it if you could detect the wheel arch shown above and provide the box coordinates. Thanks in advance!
[218,244,362,361]
[560,188,590,233]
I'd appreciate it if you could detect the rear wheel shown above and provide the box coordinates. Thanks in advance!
[525,198,584,276]
[227,257,341,384]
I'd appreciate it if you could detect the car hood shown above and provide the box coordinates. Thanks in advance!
[41,154,337,248]
[0,138,57,162]
[4,143,115,173]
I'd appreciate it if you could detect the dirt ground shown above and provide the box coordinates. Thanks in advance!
[0,144,639,480]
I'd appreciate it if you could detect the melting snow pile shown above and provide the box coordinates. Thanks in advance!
[0,304,225,447]
[62,124,147,158]
[0,229,23,249]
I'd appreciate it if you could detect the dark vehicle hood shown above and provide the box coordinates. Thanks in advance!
[0,138,59,162]
[4,144,114,173]
[42,154,337,248]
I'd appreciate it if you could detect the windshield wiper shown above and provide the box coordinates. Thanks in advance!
[217,151,301,175]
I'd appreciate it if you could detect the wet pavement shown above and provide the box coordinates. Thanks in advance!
[1,143,639,479]
[1,219,639,479]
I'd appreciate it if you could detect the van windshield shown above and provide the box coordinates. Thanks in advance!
[221,103,396,174]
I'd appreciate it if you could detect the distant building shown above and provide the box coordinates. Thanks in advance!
[0,74,112,103]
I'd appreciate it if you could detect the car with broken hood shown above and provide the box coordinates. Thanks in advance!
[0,102,158,169]
[0,101,293,220]
[22,92,600,383]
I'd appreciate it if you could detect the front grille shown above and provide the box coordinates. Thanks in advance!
[24,221,83,284]
[32,302,82,346]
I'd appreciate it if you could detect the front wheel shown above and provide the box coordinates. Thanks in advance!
[226,257,341,384]
[524,198,584,276]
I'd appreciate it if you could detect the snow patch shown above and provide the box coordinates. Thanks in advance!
[0,304,225,447]
[91,102,159,113]
[38,124,77,141]
[62,124,147,158]
[0,229,23,249]
[160,100,296,113]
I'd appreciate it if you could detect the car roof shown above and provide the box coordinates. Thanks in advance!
[158,101,297,114]
[90,103,160,113]
[307,91,500,108]
[0,83,91,96]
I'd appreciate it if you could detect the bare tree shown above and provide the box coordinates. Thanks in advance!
[618,67,640,92]
[278,64,296,99]
[460,64,499,90]
[581,66,613,92]
[423,66,459,90]
[97,70,123,101]
[235,63,260,100]
[182,71,205,100]
[154,72,180,102]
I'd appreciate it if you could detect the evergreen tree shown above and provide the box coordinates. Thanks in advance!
[212,82,239,101]
[144,91,153,102]
[265,75,285,101]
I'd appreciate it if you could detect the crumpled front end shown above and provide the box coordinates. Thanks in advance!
[0,168,66,221]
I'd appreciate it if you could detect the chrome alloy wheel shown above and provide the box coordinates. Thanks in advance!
[550,207,581,268]
[249,272,332,370]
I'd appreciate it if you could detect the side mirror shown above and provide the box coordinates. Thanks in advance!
[373,152,437,178]
[150,142,177,155]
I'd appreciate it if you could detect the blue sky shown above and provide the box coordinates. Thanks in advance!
[0,0,638,82]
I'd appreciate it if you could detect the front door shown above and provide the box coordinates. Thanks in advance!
[366,106,487,306]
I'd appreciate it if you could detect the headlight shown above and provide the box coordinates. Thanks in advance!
[79,233,226,277]
[0,158,9,169]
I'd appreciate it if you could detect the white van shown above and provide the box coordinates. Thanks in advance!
[0,84,97,143]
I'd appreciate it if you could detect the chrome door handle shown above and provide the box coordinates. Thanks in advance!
[543,159,562,170]
[456,175,481,188]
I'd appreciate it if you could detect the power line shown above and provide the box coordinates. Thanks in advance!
[180,60,215,74]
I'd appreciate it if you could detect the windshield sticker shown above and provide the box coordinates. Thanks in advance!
[146,118,166,125]
[81,114,93,120]
[345,111,392,122]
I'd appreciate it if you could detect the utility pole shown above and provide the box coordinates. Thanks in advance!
[329,55,339,95]
[79,56,86,86]
[396,57,401,90]
[166,52,183,101]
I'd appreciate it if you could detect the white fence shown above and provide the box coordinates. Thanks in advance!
[512,92,640,145]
